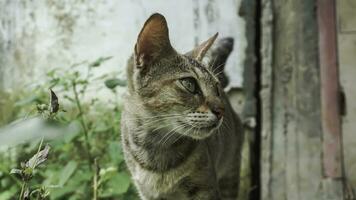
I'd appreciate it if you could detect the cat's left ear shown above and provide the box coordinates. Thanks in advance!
[185,33,218,61]
[135,13,174,68]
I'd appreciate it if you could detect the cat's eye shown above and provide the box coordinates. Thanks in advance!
[179,77,199,94]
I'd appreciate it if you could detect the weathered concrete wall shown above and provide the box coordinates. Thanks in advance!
[0,0,246,91]
[260,0,329,199]
[261,0,356,199]
[337,0,356,194]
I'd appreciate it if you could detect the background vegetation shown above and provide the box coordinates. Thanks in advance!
[0,58,138,200]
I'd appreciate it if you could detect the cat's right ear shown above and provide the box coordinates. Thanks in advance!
[185,33,218,62]
[135,13,174,68]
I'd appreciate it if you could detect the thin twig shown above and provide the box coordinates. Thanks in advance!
[19,182,27,200]
[93,158,99,200]
[72,82,93,167]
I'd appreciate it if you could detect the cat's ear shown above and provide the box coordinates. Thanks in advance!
[185,33,218,61]
[135,13,174,68]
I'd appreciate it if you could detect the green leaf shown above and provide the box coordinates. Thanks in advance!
[76,79,88,85]
[109,141,124,165]
[49,77,60,88]
[9,168,22,175]
[50,170,91,199]
[94,121,112,133]
[104,78,127,89]
[89,56,112,67]
[64,120,81,142]
[50,185,77,199]
[46,69,58,77]
[58,161,78,186]
[110,172,131,194]
[98,166,117,184]
[100,172,131,197]
[0,186,18,200]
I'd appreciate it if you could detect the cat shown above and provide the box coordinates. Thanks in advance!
[121,13,244,200]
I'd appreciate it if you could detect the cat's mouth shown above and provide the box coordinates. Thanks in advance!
[191,121,220,130]
[177,119,223,139]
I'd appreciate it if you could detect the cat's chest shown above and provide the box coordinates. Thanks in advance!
[130,145,202,195]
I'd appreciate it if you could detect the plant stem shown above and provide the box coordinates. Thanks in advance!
[72,82,93,167]
[93,158,99,200]
[81,65,92,97]
[19,182,27,200]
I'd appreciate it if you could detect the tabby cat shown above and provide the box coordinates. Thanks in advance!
[121,13,244,200]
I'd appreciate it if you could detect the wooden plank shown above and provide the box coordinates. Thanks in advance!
[260,1,273,199]
[317,0,343,178]
[261,0,323,199]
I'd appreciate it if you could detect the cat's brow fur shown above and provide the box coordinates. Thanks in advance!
[121,13,244,200]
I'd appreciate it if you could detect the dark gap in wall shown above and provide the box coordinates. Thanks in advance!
[250,0,262,199]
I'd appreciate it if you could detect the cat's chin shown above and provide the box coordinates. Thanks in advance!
[178,120,222,140]
[186,128,216,140]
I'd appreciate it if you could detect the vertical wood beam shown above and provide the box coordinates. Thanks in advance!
[317,0,343,178]
[261,0,323,199]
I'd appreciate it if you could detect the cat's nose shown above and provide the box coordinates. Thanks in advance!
[206,97,225,120]
[211,106,224,119]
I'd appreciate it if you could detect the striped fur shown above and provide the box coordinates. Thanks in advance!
[121,13,243,200]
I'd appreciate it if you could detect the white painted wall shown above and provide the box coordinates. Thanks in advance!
[337,0,356,188]
[0,0,245,92]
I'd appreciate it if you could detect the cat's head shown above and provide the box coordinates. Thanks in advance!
[129,13,225,140]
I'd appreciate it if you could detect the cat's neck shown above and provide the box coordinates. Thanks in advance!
[125,116,199,172]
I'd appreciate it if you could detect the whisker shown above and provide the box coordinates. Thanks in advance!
[174,124,193,142]
[213,61,227,73]
[136,116,182,130]
[210,56,219,72]
[158,124,184,146]
[124,113,182,121]
[125,115,180,125]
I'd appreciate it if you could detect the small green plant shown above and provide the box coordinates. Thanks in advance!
[11,140,51,200]
[0,57,137,199]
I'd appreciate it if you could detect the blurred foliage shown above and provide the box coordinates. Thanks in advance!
[0,57,137,199]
